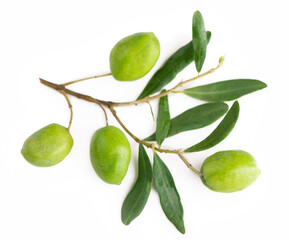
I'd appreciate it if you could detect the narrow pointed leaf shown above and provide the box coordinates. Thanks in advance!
[145,102,228,141]
[193,10,207,73]
[153,153,185,234]
[156,90,170,146]
[184,79,267,102]
[137,32,212,100]
[185,101,240,152]
[121,144,153,225]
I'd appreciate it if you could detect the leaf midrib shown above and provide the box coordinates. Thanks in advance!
[187,85,263,95]
[155,157,181,223]
[123,149,150,223]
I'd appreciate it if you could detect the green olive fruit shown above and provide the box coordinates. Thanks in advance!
[201,150,260,193]
[21,123,73,167]
[90,126,131,184]
[109,32,160,81]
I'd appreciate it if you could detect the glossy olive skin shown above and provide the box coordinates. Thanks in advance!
[21,123,73,167]
[201,150,260,193]
[110,32,160,81]
[90,126,131,184]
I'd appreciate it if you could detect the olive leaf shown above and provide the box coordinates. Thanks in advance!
[183,79,267,102]
[121,144,153,225]
[156,90,171,146]
[153,152,185,234]
[145,102,228,141]
[193,10,207,73]
[185,101,240,152]
[136,31,212,100]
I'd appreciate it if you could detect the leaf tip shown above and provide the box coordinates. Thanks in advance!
[193,10,202,17]
[261,81,268,89]
[233,100,240,108]
[121,208,131,226]
[121,217,130,226]
[206,31,212,44]
[176,222,186,234]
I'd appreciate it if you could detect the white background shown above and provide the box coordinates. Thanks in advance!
[0,0,288,239]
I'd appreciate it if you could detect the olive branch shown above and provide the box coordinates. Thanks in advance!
[22,10,266,234]
[39,58,224,173]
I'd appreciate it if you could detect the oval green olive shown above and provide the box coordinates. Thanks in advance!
[21,123,73,167]
[90,126,131,184]
[109,32,160,81]
[201,150,260,193]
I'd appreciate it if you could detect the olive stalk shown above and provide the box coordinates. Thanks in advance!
[62,72,112,86]
[59,91,73,131]
[97,103,109,127]
[178,154,202,177]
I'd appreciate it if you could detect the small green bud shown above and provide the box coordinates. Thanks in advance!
[219,56,225,64]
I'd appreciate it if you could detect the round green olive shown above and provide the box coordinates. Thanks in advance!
[21,123,73,167]
[90,126,131,184]
[109,32,160,81]
[201,150,260,193]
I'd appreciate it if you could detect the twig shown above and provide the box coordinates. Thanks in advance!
[40,78,111,107]
[40,59,223,109]
[39,58,224,175]
[109,105,182,154]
